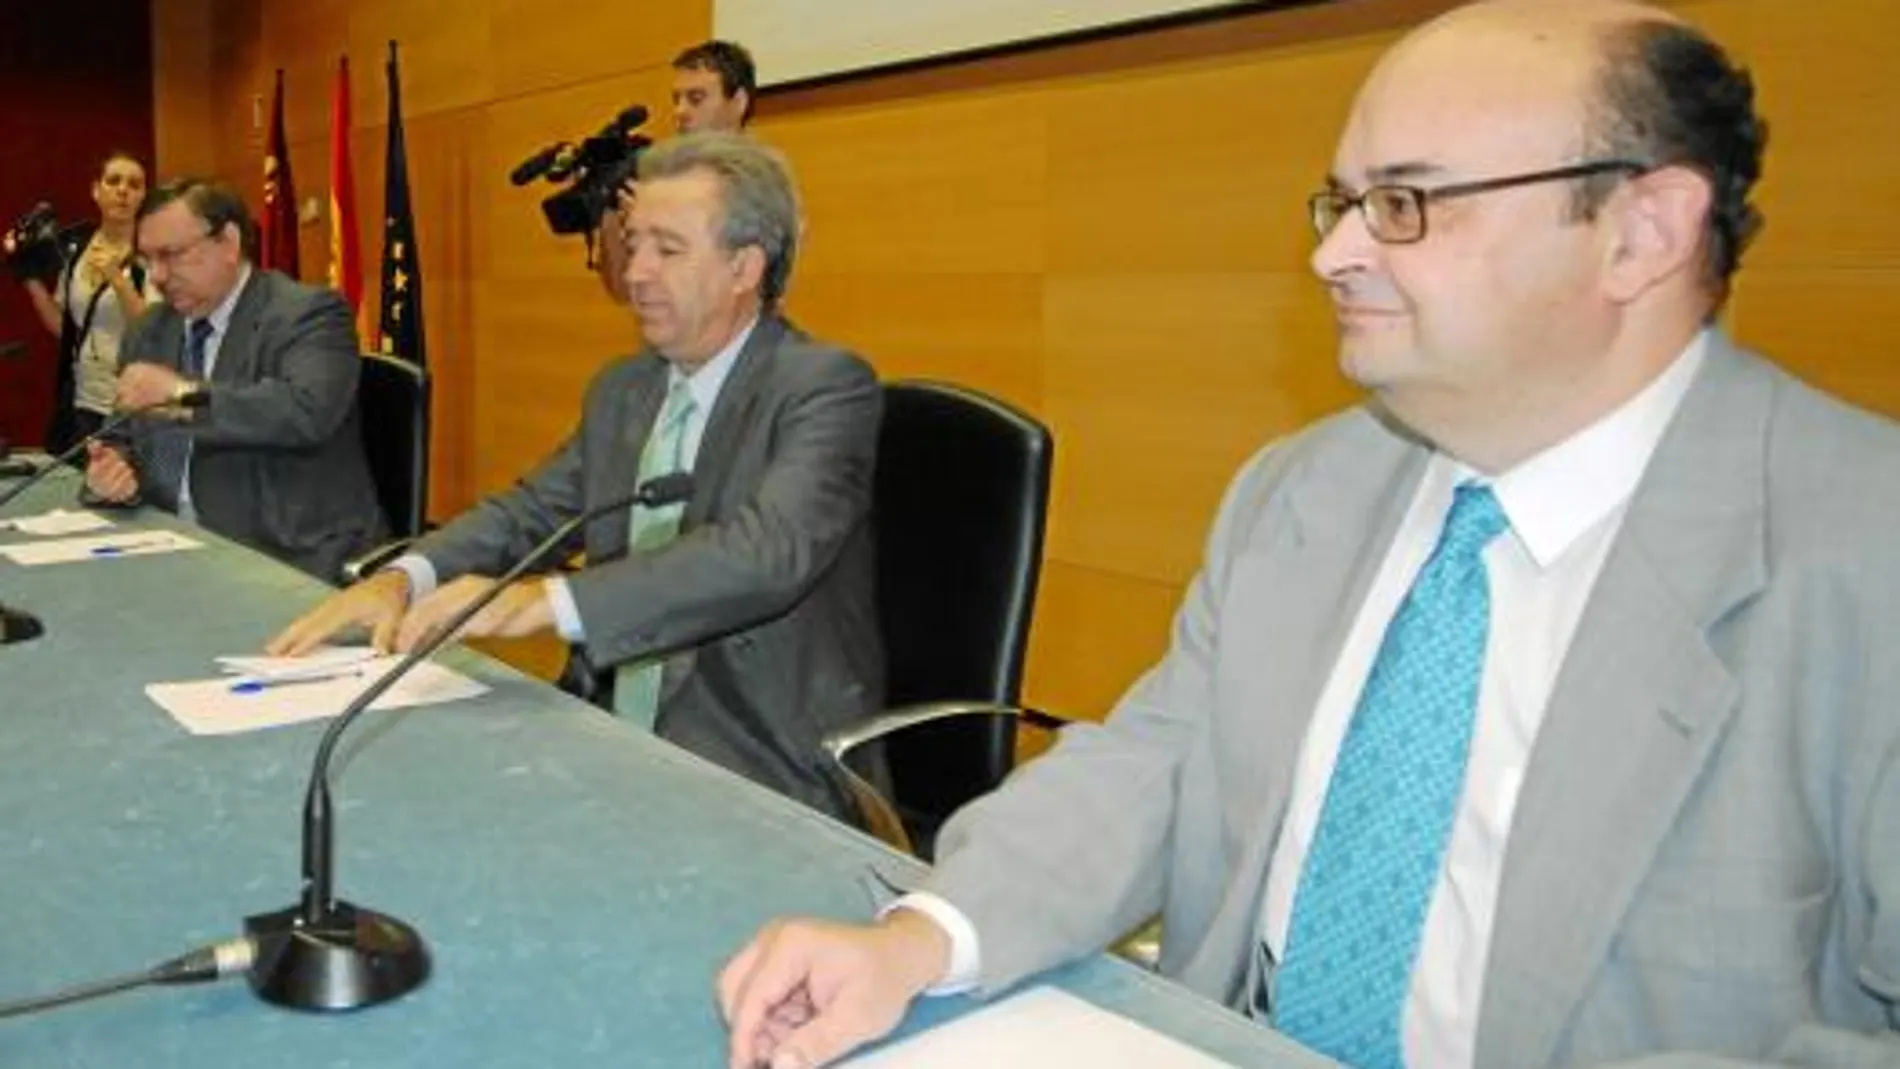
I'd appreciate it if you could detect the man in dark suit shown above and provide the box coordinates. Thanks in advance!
[84,177,386,582]
[270,133,885,824]
[717,4,1900,1069]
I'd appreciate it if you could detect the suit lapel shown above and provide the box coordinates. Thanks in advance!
[597,358,670,557]
[148,313,185,373]
[1474,338,1770,1069]
[210,270,269,382]
[682,315,782,527]
[1177,410,1431,998]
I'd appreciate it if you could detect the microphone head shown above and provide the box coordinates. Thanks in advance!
[607,105,649,137]
[509,143,565,186]
[176,386,211,409]
[635,472,694,508]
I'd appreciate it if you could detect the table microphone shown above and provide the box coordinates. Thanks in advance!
[0,390,210,510]
[244,471,697,1011]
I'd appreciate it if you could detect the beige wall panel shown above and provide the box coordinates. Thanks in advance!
[488,0,711,99]
[1043,271,1354,584]
[783,272,1045,412]
[1023,560,1181,719]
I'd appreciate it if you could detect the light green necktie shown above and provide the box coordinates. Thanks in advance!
[613,379,697,728]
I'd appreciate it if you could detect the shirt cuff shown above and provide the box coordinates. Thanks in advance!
[387,554,438,603]
[544,575,587,643]
[881,892,980,995]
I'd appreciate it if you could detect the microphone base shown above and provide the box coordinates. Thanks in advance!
[244,900,430,1011]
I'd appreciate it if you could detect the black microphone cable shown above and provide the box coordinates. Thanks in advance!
[0,936,253,1021]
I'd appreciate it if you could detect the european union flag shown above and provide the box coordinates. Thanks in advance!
[376,40,425,368]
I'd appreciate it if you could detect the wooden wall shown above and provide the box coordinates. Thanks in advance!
[152,0,1900,716]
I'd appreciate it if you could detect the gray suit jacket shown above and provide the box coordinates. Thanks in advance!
[117,269,386,582]
[410,314,885,822]
[926,336,1900,1067]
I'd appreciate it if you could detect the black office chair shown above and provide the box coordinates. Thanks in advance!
[822,380,1066,860]
[357,352,431,541]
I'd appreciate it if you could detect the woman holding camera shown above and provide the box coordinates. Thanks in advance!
[14,151,152,451]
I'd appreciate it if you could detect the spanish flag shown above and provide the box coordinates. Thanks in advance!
[327,55,364,342]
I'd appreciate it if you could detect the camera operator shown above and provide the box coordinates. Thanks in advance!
[3,152,153,452]
[595,41,757,304]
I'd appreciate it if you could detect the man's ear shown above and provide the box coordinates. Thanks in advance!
[1601,165,1713,305]
[731,244,767,295]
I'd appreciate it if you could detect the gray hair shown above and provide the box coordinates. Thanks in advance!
[638,132,800,305]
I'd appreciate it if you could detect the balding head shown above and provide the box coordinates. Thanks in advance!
[1309,0,1765,472]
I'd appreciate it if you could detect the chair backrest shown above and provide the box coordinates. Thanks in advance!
[357,352,431,539]
[872,381,1053,833]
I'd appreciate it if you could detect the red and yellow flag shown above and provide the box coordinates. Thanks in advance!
[327,55,364,342]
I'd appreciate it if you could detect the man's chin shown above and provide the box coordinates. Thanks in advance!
[1337,340,1412,391]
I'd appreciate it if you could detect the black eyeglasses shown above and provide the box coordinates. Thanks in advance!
[1308,159,1650,245]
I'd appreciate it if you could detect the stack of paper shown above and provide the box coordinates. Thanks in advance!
[0,529,201,566]
[147,646,490,735]
[1,508,114,536]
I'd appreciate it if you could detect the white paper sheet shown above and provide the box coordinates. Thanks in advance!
[1,508,114,536]
[146,653,490,736]
[838,987,1240,1069]
[215,646,380,682]
[0,529,201,565]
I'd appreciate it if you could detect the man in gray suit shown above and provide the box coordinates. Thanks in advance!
[718,3,1900,1067]
[269,133,884,824]
[84,177,386,582]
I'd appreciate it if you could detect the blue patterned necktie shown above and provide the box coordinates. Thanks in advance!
[142,319,214,512]
[613,380,698,729]
[1271,484,1509,1069]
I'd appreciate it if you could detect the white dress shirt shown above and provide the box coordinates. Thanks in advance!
[390,318,755,641]
[901,332,1709,1059]
[176,265,253,522]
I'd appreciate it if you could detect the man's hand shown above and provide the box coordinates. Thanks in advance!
[718,910,951,1069]
[83,441,139,502]
[393,575,555,651]
[266,569,411,655]
[116,361,191,411]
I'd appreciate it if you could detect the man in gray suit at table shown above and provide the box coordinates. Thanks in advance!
[270,133,885,824]
[84,177,386,582]
[718,3,1900,1068]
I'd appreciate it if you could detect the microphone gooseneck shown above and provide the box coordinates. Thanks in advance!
[245,471,696,1012]
[0,390,208,511]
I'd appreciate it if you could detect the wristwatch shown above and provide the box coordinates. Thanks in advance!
[171,378,202,414]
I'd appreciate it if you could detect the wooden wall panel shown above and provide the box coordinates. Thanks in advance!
[160,0,1900,712]
[344,0,494,120]
[151,0,219,175]
[489,0,710,99]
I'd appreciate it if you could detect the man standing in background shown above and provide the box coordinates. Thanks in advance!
[597,40,759,303]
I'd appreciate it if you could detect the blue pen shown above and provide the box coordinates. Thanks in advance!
[230,669,368,694]
[90,538,169,557]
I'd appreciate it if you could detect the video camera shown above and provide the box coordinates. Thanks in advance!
[509,105,653,238]
[2,202,78,284]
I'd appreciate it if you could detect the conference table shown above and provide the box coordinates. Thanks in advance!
[0,468,1335,1068]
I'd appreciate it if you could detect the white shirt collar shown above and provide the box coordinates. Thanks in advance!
[668,315,756,416]
[197,264,253,337]
[1438,330,1709,569]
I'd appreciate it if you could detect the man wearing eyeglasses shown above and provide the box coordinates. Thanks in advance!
[84,177,386,582]
[718,3,1900,1068]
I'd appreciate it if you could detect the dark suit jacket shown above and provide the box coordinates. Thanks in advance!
[117,269,387,582]
[410,314,885,822]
